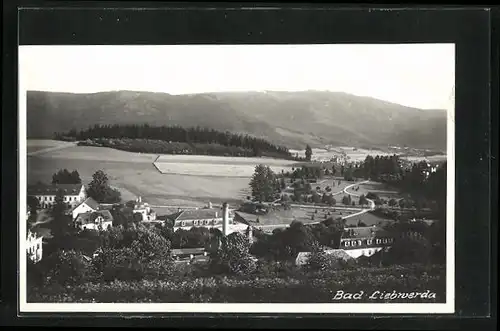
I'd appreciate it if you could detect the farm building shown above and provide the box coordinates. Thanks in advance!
[339,226,394,258]
[28,183,86,209]
[159,202,248,236]
[74,210,113,231]
[69,196,100,220]
[26,230,43,263]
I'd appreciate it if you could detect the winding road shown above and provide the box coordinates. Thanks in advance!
[340,180,375,220]
[254,180,376,232]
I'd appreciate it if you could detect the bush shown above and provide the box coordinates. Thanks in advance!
[42,250,92,286]
[27,264,446,303]
[210,232,255,275]
[305,245,330,272]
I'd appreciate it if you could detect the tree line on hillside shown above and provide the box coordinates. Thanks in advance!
[55,124,295,159]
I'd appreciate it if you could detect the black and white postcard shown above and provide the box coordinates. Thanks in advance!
[19,43,455,314]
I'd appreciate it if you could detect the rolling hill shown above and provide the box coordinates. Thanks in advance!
[26,90,447,151]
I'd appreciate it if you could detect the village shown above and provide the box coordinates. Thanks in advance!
[26,155,442,269]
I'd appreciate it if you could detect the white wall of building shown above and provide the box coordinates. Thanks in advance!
[344,247,383,259]
[79,220,113,231]
[72,201,97,220]
[27,232,43,263]
[35,186,86,209]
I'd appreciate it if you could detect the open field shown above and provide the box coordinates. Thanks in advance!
[154,154,297,178]
[27,139,76,155]
[282,177,366,208]
[236,207,356,227]
[291,146,447,163]
[27,143,254,207]
[346,181,404,201]
[401,155,447,163]
[290,147,395,162]
[344,211,394,227]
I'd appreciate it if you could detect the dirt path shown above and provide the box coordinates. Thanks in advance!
[342,181,375,219]
[28,142,78,156]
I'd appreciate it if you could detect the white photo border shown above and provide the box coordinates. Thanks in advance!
[18,44,455,314]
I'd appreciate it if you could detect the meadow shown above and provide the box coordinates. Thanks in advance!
[346,181,403,201]
[27,139,76,155]
[155,154,298,177]
[237,207,356,227]
[291,146,446,163]
[27,143,261,207]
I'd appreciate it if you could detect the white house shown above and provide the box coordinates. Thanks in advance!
[160,202,247,236]
[132,196,157,222]
[28,183,86,209]
[75,210,113,231]
[69,197,100,220]
[26,230,43,263]
[339,226,394,259]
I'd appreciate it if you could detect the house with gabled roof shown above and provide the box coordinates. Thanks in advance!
[27,183,86,209]
[69,196,101,220]
[339,225,394,258]
[160,202,248,236]
[75,210,113,231]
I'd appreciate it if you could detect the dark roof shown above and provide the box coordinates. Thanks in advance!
[158,211,183,221]
[71,197,100,212]
[340,226,391,240]
[76,210,114,225]
[174,208,228,221]
[28,184,84,196]
[82,197,100,210]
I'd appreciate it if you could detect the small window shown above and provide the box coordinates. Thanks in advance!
[376,239,381,244]
[181,221,186,227]
[344,241,350,247]
[367,239,373,245]
[213,219,218,225]
[194,220,199,226]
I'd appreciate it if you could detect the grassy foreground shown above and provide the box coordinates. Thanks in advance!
[28,263,445,303]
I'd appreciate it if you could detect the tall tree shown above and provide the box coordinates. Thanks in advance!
[27,195,39,220]
[249,164,276,202]
[50,189,73,239]
[87,170,121,203]
[305,145,313,161]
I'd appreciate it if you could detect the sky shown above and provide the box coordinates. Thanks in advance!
[19,44,455,110]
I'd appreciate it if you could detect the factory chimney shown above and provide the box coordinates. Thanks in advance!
[222,202,230,236]
[247,226,254,244]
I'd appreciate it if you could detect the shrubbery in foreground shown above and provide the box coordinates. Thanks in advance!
[27,263,445,303]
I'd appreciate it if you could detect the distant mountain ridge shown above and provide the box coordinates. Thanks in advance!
[26,90,447,151]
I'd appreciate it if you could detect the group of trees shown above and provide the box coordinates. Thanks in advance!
[29,224,176,287]
[87,170,121,204]
[250,218,345,261]
[51,169,82,185]
[55,124,294,159]
[249,165,281,202]
[290,165,323,180]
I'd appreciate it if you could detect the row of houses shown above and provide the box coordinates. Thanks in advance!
[26,182,251,263]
